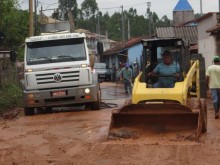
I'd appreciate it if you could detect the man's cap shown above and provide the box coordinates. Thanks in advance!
[125,63,129,67]
[213,56,220,62]
[162,50,171,56]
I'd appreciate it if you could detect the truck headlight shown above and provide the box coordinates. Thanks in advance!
[28,94,34,98]
[81,64,87,68]
[25,68,33,72]
[85,88,90,94]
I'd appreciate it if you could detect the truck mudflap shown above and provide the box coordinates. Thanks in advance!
[108,99,207,138]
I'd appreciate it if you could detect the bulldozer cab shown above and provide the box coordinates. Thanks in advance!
[140,38,190,87]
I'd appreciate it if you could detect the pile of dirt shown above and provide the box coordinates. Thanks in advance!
[108,127,140,139]
[175,131,200,142]
[1,108,22,120]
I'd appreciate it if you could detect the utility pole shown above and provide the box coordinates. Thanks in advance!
[67,8,75,32]
[128,19,130,40]
[97,12,101,40]
[200,0,203,15]
[67,0,75,32]
[121,5,125,43]
[219,0,220,12]
[40,5,43,31]
[34,0,37,35]
[147,2,151,37]
[29,0,34,37]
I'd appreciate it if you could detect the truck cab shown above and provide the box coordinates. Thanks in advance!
[22,33,100,115]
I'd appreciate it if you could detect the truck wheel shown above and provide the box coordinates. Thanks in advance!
[24,107,35,116]
[91,90,101,110]
[200,99,207,133]
[46,107,53,113]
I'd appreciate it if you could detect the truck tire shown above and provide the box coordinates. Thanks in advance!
[91,90,101,110]
[24,107,35,116]
[46,107,53,113]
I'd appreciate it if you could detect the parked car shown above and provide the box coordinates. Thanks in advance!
[93,63,111,82]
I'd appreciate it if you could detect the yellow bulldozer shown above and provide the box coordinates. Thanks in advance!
[109,38,207,138]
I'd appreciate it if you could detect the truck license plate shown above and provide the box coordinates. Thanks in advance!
[52,90,66,97]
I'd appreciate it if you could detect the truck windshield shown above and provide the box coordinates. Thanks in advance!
[26,38,87,65]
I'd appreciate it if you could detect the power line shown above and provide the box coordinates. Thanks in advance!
[38,1,58,10]
[99,2,146,10]
[38,1,58,6]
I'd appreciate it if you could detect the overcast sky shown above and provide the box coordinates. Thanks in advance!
[19,0,219,19]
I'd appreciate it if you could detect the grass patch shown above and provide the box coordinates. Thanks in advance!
[0,83,23,115]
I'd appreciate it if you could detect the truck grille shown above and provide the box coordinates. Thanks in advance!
[36,71,80,85]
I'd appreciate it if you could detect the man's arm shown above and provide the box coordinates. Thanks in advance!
[175,64,180,78]
[205,68,210,90]
[148,64,159,76]
[120,68,123,81]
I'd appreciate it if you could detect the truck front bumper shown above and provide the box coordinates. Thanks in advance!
[23,84,98,108]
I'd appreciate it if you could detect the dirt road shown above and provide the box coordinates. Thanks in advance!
[1,82,220,165]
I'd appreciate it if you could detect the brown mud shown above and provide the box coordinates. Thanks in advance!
[0,83,220,165]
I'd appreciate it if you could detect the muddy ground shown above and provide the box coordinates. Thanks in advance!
[1,82,220,165]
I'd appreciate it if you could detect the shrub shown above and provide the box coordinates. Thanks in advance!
[0,82,23,114]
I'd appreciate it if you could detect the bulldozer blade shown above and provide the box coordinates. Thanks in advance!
[109,104,200,138]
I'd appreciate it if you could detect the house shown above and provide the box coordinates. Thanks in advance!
[156,26,198,52]
[102,25,198,72]
[75,29,116,55]
[102,37,145,70]
[40,14,70,32]
[102,0,197,70]
[182,12,220,68]
[40,16,116,57]
[195,12,220,68]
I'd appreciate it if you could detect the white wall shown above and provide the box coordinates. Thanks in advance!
[197,13,218,69]
[198,15,216,40]
[198,36,216,68]
[41,22,70,33]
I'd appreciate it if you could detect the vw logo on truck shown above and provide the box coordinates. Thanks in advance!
[53,73,62,82]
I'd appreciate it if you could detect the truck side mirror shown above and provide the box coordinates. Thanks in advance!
[10,50,17,63]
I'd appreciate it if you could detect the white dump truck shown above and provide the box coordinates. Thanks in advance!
[22,32,100,115]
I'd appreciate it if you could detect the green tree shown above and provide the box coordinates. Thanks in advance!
[151,12,159,33]
[157,15,172,27]
[52,1,172,41]
[0,0,29,50]
[81,0,99,19]
[194,13,202,19]
[53,0,78,21]
[78,0,99,32]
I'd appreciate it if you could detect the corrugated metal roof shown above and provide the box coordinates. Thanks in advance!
[207,25,220,33]
[156,26,197,45]
[103,36,146,56]
[174,0,193,11]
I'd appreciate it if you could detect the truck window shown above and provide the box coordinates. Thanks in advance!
[26,38,87,65]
